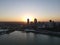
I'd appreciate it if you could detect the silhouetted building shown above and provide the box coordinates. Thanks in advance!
[30,22,33,25]
[33,18,38,30]
[49,20,52,22]
[27,18,29,24]
[47,20,55,28]
[34,18,37,24]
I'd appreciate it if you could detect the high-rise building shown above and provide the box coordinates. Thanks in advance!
[49,20,52,22]
[34,18,37,24]
[27,18,29,24]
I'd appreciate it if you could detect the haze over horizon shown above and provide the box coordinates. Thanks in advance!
[0,0,60,22]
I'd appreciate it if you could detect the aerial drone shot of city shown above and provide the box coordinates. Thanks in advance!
[0,0,60,45]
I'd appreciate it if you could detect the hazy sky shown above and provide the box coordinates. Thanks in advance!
[0,0,60,22]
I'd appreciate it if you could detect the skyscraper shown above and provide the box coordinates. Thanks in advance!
[27,18,29,24]
[34,18,37,24]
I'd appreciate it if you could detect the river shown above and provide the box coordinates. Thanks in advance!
[0,31,60,45]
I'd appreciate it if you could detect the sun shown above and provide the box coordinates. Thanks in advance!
[22,15,34,22]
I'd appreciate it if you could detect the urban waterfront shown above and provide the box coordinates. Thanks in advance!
[0,0,60,45]
[0,30,60,45]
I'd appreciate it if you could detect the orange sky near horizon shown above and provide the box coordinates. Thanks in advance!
[0,0,60,22]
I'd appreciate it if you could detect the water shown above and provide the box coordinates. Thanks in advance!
[0,31,60,45]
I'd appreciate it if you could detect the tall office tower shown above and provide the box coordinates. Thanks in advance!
[27,18,29,24]
[34,18,37,24]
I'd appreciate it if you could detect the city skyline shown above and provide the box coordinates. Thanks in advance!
[0,0,60,22]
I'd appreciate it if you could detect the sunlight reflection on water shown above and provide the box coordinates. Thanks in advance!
[0,31,60,45]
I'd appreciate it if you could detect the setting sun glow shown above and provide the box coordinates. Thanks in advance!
[22,15,34,22]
